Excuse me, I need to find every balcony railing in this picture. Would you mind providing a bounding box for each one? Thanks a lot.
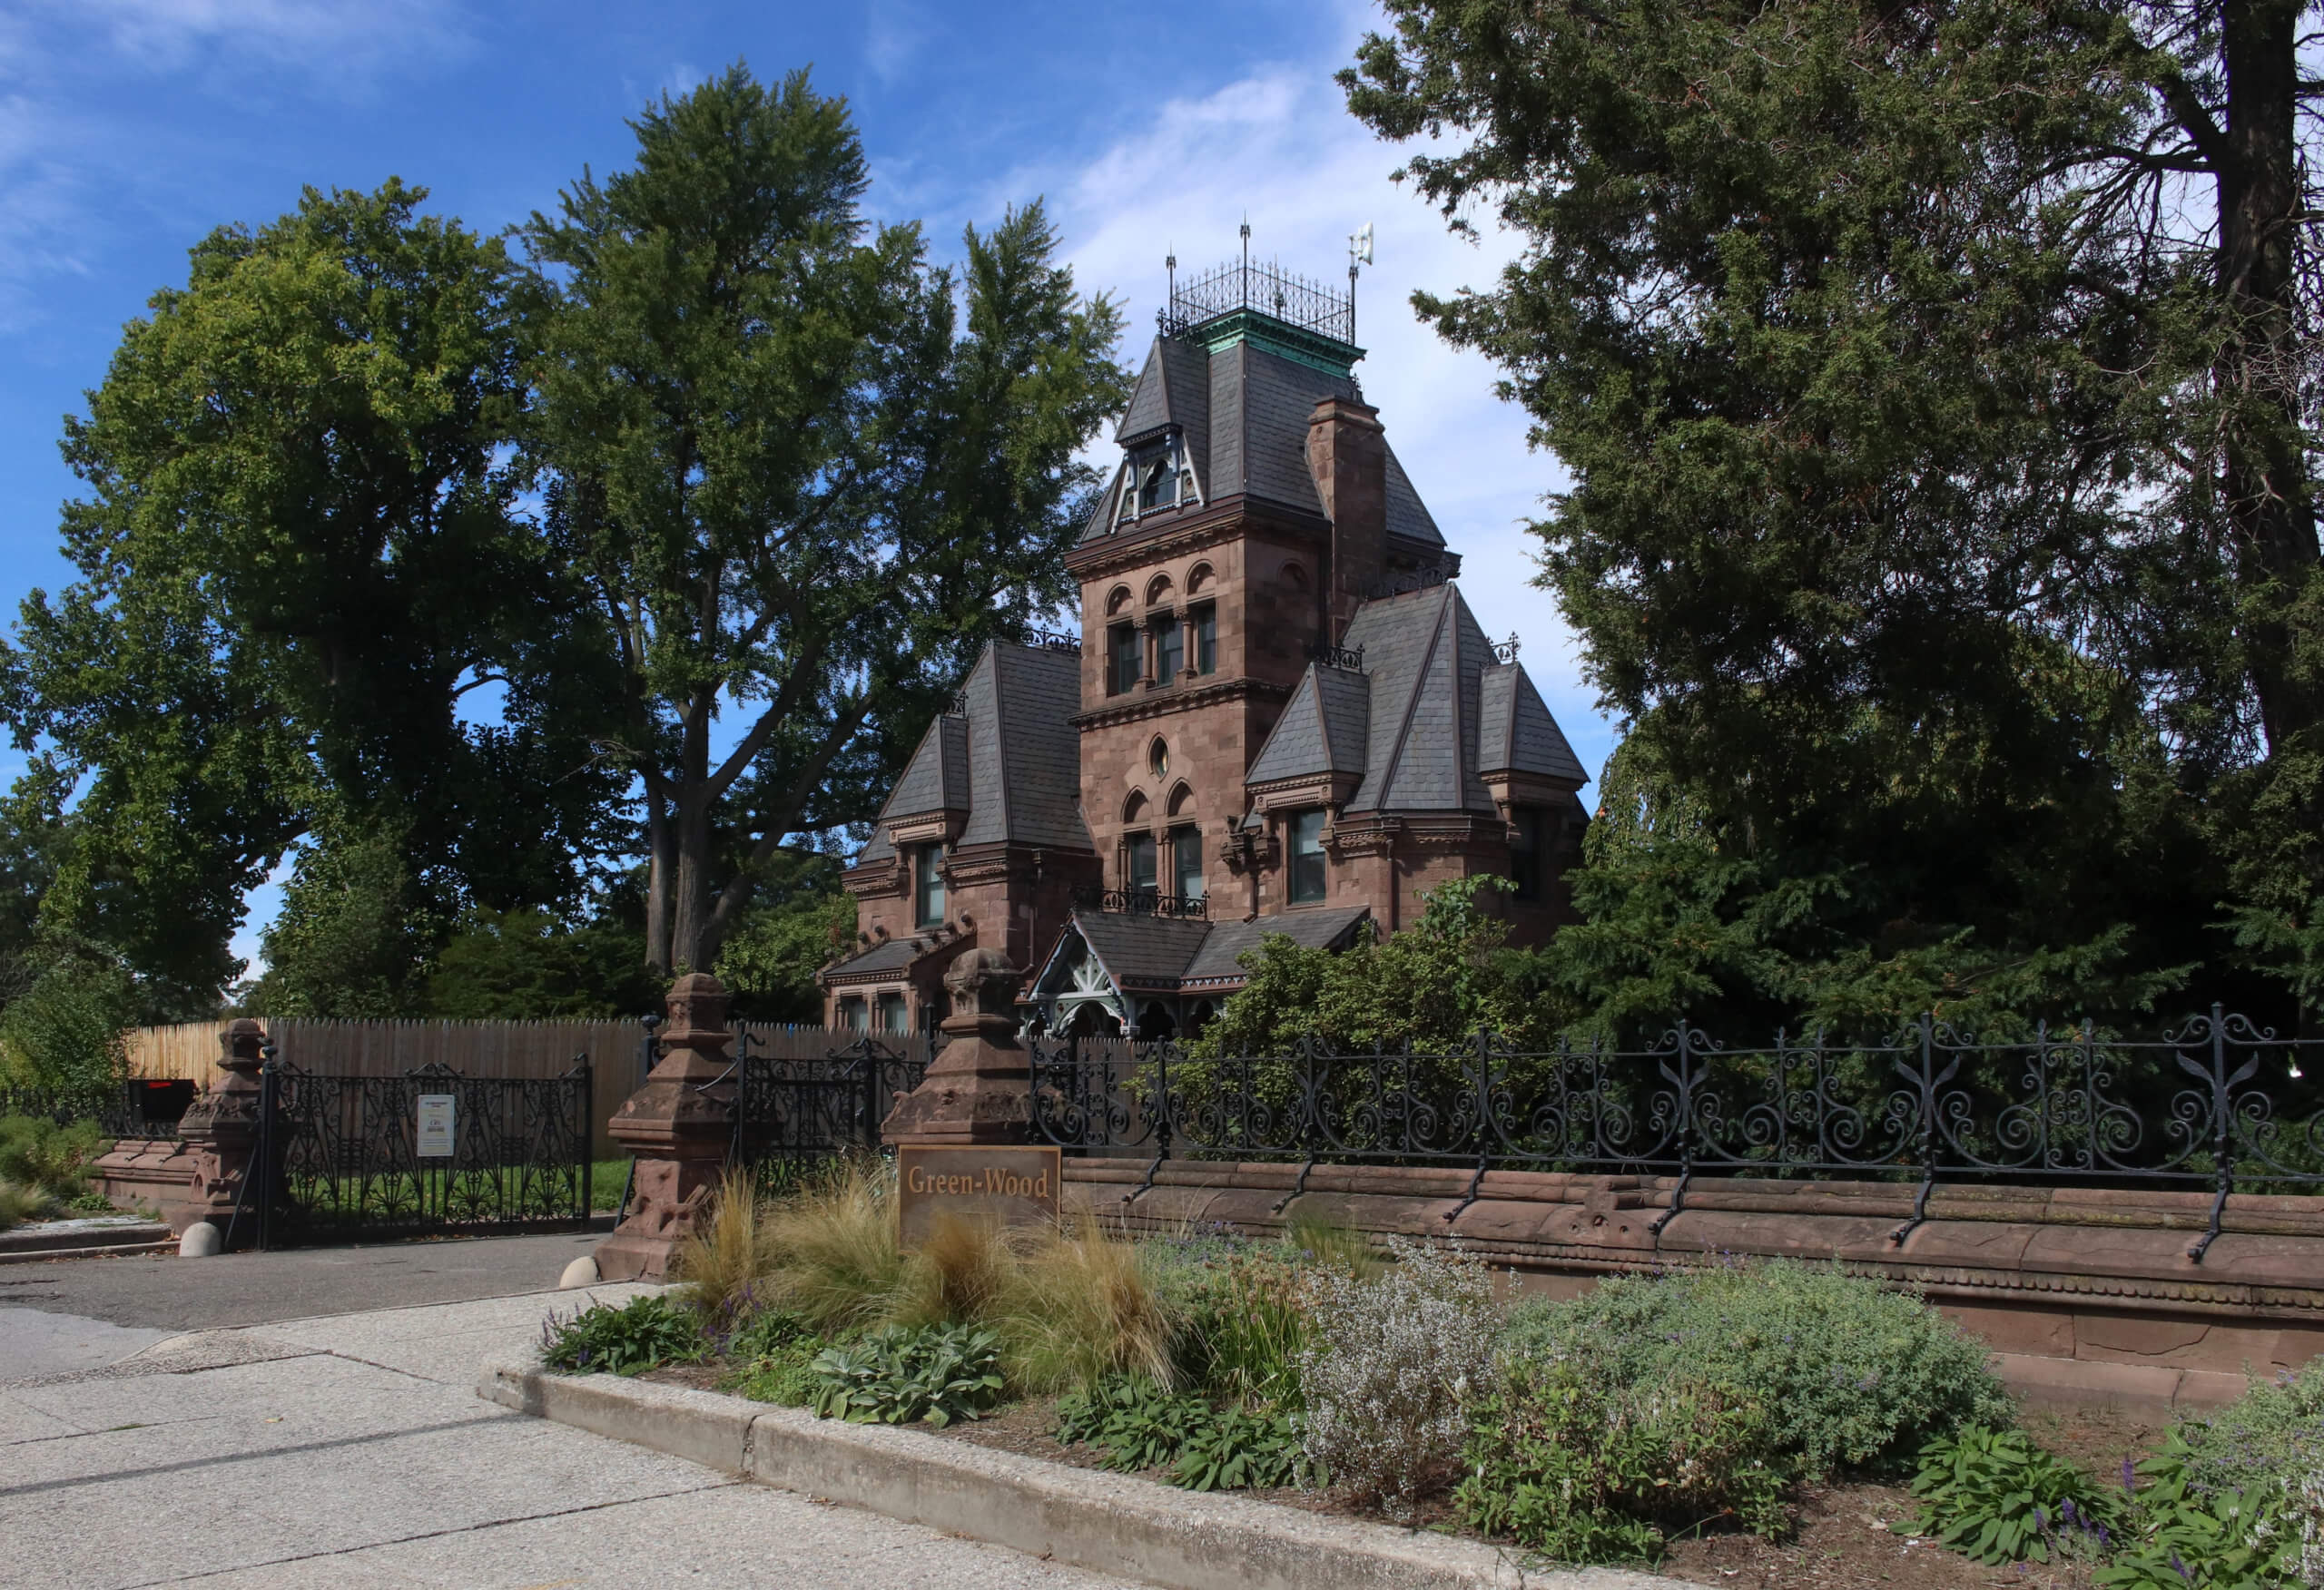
[1073,887,1209,920]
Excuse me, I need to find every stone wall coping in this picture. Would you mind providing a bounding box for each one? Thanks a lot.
[480,1361,1684,1590]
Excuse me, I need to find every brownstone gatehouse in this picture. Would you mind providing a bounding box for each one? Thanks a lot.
[822,256,1590,1039]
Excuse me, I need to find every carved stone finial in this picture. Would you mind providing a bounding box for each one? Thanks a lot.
[943,947,1020,1023]
[883,947,1032,1147]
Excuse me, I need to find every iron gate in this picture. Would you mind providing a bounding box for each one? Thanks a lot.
[243,1057,594,1248]
[728,1036,929,1187]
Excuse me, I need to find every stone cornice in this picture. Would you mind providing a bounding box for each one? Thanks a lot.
[1071,675,1292,731]
[1066,496,1331,582]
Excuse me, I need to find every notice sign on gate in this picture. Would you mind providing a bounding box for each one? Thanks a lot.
[896,1145,1059,1247]
[415,1094,456,1158]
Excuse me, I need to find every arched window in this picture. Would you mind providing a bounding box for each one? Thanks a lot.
[1148,739,1170,780]
[1106,585,1134,616]
[1122,790,1149,825]
[1186,563,1215,596]
[1282,562,1309,592]
[1166,781,1194,818]
[1145,573,1175,606]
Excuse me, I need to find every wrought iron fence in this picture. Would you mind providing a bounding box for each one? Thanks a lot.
[1029,1008,2324,1261]
[727,1036,929,1190]
[250,1057,593,1248]
[0,1076,195,1139]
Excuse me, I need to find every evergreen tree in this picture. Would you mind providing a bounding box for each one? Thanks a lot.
[1345,0,2324,1025]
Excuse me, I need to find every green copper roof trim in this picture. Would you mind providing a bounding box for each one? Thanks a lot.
[1191,309,1365,377]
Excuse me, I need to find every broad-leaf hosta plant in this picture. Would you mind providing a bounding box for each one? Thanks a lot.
[807,1323,1006,1428]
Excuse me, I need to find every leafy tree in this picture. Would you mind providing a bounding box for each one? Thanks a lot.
[1190,878,1557,1055]
[711,850,855,1022]
[1344,0,2324,1022]
[420,906,664,1020]
[3,180,621,1000]
[523,64,1128,974]
[243,827,441,1019]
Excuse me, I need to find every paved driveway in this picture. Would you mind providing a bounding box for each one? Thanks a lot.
[0,1245,1141,1588]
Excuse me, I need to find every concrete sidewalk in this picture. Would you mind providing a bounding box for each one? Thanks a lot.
[0,1285,1140,1589]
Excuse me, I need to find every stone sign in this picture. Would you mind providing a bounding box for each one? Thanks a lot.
[896,1144,1061,1247]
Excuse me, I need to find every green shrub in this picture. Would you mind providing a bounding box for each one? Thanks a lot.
[1502,1259,2011,1477]
[1054,1373,1305,1492]
[1457,1355,1791,1564]
[1167,1246,1314,1404]
[808,1323,1005,1428]
[724,1310,824,1408]
[538,1294,704,1376]
[2095,1426,2304,1590]
[1170,1403,1303,1492]
[1910,1425,2122,1565]
[0,1114,106,1202]
[1058,1374,1208,1470]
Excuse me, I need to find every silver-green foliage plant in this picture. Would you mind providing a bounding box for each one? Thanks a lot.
[808,1323,1005,1428]
[1502,1258,2012,1477]
[1295,1237,1496,1517]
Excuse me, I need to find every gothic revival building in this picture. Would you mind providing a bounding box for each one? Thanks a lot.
[821,255,1590,1039]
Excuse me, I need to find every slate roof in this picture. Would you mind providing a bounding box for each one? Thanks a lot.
[1072,911,1214,990]
[1037,904,1376,1000]
[1083,330,1443,548]
[1479,664,1589,786]
[1182,907,1372,985]
[1338,584,1498,814]
[1245,663,1369,787]
[878,713,970,822]
[854,641,1094,865]
[822,937,930,979]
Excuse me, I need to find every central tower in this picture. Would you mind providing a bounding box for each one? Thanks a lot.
[1063,251,1458,920]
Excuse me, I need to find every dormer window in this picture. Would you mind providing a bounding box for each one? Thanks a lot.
[1122,433,1195,520]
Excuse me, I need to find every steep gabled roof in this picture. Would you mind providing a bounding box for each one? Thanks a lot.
[878,712,970,823]
[1071,910,1213,989]
[1245,663,1369,787]
[958,643,1095,852]
[1340,584,1498,814]
[1479,664,1589,786]
[1209,339,1361,517]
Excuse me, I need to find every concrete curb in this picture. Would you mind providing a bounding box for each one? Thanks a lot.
[480,1362,1690,1590]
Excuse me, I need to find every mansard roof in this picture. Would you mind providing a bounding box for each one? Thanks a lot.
[1083,329,1445,551]
[857,640,1095,863]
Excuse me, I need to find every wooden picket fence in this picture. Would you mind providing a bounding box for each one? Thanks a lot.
[122,1018,926,1163]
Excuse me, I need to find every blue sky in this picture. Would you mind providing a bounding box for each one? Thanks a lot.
[0,0,1615,968]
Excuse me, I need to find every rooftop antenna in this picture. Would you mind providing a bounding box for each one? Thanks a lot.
[1165,244,1176,312]
[1349,222,1374,341]
[1239,213,1251,304]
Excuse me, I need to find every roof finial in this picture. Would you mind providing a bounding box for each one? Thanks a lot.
[1348,222,1373,343]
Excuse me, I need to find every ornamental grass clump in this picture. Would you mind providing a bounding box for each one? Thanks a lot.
[995,1212,1179,1394]
[675,1168,783,1326]
[1502,1258,2011,1478]
[757,1153,904,1336]
[1295,1236,1497,1517]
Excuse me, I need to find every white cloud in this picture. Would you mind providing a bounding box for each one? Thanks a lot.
[863,0,931,88]
[1025,53,1621,789]
[43,0,473,79]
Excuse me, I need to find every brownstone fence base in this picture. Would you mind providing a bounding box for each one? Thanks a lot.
[1064,1159,2324,1413]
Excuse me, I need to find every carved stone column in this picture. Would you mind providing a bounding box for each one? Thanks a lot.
[170,1018,269,1240]
[882,948,1033,1146]
[594,973,735,1282]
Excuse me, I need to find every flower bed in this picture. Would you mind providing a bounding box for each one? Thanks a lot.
[537,1161,2324,1587]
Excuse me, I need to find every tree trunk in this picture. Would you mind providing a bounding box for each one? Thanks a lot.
[2217,0,2323,753]
[643,772,675,975]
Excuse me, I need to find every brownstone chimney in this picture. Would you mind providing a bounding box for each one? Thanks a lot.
[1306,395,1388,640]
